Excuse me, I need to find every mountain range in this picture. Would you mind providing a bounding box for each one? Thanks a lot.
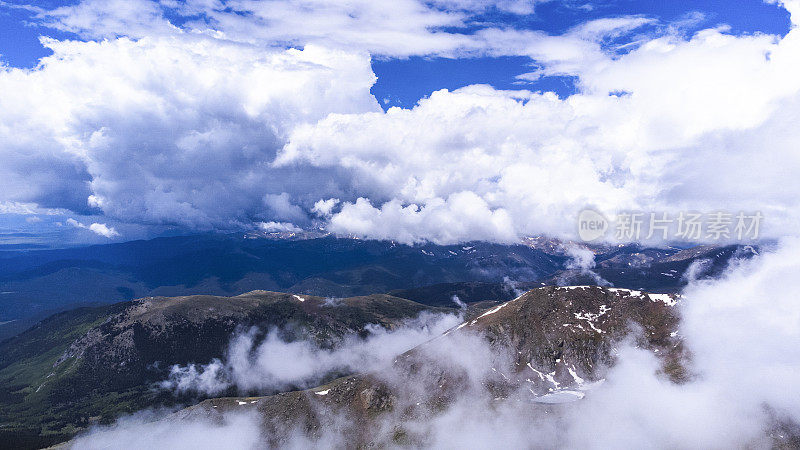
[0,234,767,448]
[0,233,757,340]
[0,285,685,448]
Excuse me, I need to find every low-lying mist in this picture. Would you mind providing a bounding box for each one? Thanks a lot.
[162,311,462,395]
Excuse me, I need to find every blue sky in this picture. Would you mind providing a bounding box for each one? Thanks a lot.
[371,0,791,107]
[0,0,798,247]
[1,0,792,108]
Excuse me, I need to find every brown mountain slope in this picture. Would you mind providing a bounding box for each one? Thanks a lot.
[169,286,685,446]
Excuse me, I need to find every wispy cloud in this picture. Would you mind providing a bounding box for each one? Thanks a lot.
[67,218,120,238]
[162,311,461,394]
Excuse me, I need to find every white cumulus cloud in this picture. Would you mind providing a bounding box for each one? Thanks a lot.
[0,36,379,230]
[88,222,120,238]
[2,0,800,244]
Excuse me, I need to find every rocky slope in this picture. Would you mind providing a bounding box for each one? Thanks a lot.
[0,291,443,446]
[452,285,686,387]
[171,286,685,446]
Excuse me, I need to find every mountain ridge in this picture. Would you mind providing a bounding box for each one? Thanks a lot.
[0,290,448,447]
[164,285,686,448]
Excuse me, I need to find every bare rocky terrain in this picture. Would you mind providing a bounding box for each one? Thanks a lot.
[168,286,686,447]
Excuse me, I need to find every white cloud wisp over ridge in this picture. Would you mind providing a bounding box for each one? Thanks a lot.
[161,311,461,395]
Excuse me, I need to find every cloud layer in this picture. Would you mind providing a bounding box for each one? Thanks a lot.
[2,0,800,244]
[1,37,378,230]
